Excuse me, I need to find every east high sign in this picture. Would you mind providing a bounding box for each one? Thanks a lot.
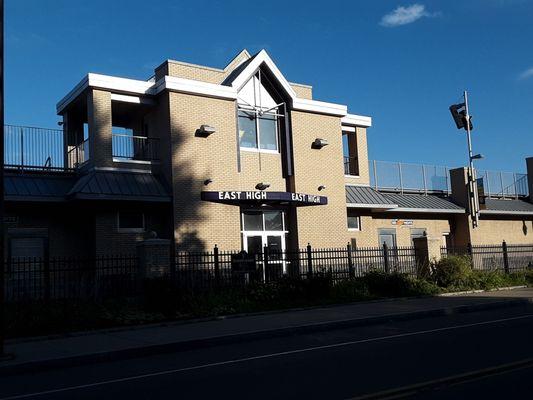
[201,191,327,206]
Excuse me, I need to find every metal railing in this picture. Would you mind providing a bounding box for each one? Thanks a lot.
[344,156,359,176]
[4,125,67,171]
[112,134,159,162]
[67,138,89,168]
[369,160,451,194]
[369,160,529,198]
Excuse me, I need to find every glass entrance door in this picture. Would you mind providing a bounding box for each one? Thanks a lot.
[241,210,287,274]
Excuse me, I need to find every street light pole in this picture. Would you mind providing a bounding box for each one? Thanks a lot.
[463,90,479,228]
[0,0,6,358]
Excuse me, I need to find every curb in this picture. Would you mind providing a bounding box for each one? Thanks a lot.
[1,297,530,376]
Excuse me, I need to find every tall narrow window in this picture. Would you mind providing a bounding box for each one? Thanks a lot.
[342,130,359,176]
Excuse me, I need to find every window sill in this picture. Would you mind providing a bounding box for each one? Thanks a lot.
[348,228,361,232]
[240,147,280,155]
[113,158,155,165]
[344,174,361,178]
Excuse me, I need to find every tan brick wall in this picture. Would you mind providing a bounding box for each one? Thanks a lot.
[346,211,451,247]
[469,217,533,245]
[168,92,291,251]
[290,84,312,99]
[291,111,347,247]
[87,89,113,168]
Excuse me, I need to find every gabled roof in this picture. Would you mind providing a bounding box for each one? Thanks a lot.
[481,198,533,215]
[68,171,171,202]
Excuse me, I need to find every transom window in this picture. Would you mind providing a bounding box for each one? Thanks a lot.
[347,214,361,231]
[118,211,145,232]
[241,210,285,232]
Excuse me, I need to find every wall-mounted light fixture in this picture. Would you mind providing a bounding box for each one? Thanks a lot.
[312,138,329,149]
[255,182,271,191]
[203,179,213,186]
[318,185,326,191]
[57,121,64,126]
[196,124,216,137]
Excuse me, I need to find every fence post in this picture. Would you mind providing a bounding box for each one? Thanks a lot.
[347,243,355,279]
[383,242,390,274]
[214,245,220,287]
[263,245,270,282]
[306,243,313,278]
[43,238,50,302]
[502,241,510,274]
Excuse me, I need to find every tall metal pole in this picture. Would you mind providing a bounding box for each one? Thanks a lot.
[464,90,479,228]
[0,0,5,357]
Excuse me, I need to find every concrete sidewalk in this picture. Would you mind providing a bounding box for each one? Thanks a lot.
[1,287,532,374]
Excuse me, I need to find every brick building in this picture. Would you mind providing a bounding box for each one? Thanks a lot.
[4,49,533,259]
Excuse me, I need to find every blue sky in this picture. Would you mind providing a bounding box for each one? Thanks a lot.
[5,0,533,172]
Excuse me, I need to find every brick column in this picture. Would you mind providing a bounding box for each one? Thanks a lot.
[526,157,533,203]
[137,238,171,278]
[413,236,442,277]
[87,89,113,168]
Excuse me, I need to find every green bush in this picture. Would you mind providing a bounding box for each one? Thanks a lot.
[433,256,473,287]
[361,270,440,298]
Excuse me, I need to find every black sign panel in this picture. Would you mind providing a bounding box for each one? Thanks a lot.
[201,191,328,207]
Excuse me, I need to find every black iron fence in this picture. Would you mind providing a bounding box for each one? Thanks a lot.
[4,255,139,302]
[174,243,419,291]
[441,242,533,273]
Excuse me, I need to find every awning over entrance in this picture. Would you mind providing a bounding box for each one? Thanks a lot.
[201,191,327,207]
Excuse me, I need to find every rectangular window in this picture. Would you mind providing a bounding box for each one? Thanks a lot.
[347,215,361,230]
[118,211,145,232]
[242,210,284,232]
[378,228,397,247]
[238,109,278,152]
[258,114,278,150]
[342,130,359,176]
[242,211,263,231]
[238,110,258,149]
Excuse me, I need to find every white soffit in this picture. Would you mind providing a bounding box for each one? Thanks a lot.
[160,76,237,100]
[111,93,155,105]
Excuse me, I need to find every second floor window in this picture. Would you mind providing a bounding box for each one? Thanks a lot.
[342,130,359,176]
[238,110,278,152]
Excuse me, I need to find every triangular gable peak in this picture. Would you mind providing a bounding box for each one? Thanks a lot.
[228,50,298,103]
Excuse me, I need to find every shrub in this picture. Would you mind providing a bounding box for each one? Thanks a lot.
[433,256,472,288]
[361,270,440,298]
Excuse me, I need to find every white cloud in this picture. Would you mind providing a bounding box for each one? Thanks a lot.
[380,4,436,27]
[518,67,533,80]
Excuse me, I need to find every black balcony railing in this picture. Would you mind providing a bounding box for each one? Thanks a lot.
[4,125,68,171]
[344,156,359,176]
[112,134,159,162]
[67,138,89,168]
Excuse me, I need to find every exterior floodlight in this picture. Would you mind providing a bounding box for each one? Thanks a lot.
[203,179,213,186]
[318,185,326,191]
[255,182,271,191]
[196,124,216,137]
[57,121,64,126]
[312,138,329,149]
[471,154,484,160]
[449,103,473,131]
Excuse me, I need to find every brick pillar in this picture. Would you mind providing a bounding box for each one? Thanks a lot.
[449,167,473,247]
[413,236,442,277]
[526,157,533,204]
[137,238,171,278]
[87,89,113,168]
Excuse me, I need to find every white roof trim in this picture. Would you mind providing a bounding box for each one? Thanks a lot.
[57,73,155,113]
[347,203,398,209]
[341,113,372,128]
[158,76,237,100]
[385,207,465,214]
[292,97,347,116]
[230,50,298,98]
[480,210,533,216]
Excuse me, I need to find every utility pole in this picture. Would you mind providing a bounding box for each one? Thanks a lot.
[0,0,6,358]
[449,91,482,229]
[463,90,480,228]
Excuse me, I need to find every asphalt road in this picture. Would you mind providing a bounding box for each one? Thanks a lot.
[1,304,533,400]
